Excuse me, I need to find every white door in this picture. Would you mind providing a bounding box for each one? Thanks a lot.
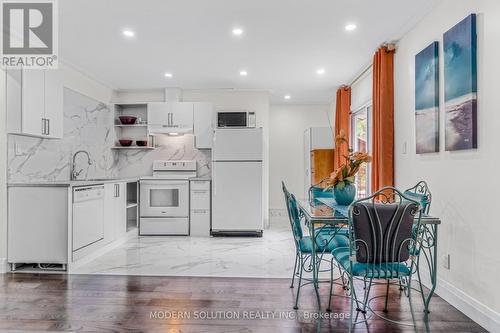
[212,162,263,231]
[193,102,214,149]
[213,128,263,161]
[22,69,45,136]
[171,102,194,128]
[44,69,63,138]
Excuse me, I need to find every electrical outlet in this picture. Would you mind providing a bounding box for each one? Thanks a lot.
[442,254,451,270]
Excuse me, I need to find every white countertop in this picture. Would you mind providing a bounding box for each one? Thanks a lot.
[7,177,140,187]
[7,176,211,187]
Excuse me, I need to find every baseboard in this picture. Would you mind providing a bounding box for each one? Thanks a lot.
[269,208,287,218]
[0,258,8,273]
[420,273,500,332]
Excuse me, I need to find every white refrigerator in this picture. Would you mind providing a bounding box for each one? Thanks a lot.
[212,128,263,236]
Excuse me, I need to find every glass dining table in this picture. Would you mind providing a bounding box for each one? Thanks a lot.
[297,197,441,316]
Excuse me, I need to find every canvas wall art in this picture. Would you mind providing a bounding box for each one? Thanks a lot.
[444,14,477,151]
[415,41,439,153]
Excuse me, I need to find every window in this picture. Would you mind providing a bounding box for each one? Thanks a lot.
[350,104,372,197]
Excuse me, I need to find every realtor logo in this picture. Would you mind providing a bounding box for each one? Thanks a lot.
[1,0,58,68]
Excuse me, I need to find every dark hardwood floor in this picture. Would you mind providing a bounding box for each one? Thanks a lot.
[0,273,486,332]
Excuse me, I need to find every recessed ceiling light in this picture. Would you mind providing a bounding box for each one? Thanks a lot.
[164,72,173,78]
[284,95,291,100]
[316,68,326,75]
[239,70,248,76]
[122,29,135,37]
[345,24,357,31]
[232,27,244,36]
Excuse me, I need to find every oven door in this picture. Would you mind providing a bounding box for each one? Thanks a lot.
[140,180,189,217]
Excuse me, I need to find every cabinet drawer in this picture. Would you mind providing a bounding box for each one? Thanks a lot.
[190,180,210,190]
[190,209,210,237]
[140,218,189,235]
[190,189,210,209]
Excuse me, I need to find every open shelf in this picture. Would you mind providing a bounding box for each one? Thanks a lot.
[115,124,148,127]
[126,202,138,209]
[112,146,154,150]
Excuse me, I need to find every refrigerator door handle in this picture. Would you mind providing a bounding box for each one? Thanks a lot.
[212,162,216,196]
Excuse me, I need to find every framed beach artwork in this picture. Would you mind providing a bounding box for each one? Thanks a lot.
[415,41,439,153]
[444,14,477,151]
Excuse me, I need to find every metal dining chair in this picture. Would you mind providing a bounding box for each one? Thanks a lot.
[404,181,433,304]
[281,181,349,310]
[328,187,423,331]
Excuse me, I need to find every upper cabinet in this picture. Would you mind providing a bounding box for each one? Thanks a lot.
[193,102,214,149]
[147,102,194,135]
[6,68,63,139]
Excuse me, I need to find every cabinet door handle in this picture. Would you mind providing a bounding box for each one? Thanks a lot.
[41,119,45,135]
[46,119,50,135]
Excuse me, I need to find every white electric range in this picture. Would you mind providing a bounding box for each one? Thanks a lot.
[139,160,197,235]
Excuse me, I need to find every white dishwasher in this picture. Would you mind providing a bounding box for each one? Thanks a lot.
[72,185,105,251]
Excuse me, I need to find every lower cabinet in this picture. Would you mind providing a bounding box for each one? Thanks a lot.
[104,182,127,244]
[190,180,211,236]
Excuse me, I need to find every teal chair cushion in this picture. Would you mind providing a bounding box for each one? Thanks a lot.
[318,226,349,237]
[299,235,349,253]
[332,247,411,278]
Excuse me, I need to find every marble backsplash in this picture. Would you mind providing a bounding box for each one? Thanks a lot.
[7,88,211,182]
[116,135,211,178]
[8,88,117,182]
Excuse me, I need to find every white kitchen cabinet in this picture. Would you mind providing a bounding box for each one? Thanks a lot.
[21,70,45,136]
[193,102,214,149]
[147,102,171,125]
[8,186,68,265]
[171,102,194,128]
[44,69,64,138]
[6,68,63,139]
[104,182,127,243]
[147,102,193,134]
[190,180,211,237]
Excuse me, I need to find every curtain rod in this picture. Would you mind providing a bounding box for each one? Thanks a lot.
[348,63,372,87]
[347,43,395,87]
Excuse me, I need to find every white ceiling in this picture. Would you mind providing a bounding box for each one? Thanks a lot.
[59,0,437,104]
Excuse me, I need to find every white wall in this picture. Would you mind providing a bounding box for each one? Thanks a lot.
[60,62,114,103]
[269,104,334,211]
[394,1,500,330]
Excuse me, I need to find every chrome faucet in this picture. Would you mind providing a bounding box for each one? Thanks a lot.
[71,150,93,180]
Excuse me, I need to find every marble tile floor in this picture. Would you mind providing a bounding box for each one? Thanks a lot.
[73,218,309,278]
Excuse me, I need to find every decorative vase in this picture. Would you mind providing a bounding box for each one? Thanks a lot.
[334,182,356,206]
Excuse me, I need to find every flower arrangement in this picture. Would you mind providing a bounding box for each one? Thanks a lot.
[324,130,372,190]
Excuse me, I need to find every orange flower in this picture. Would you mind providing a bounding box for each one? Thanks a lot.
[351,152,372,163]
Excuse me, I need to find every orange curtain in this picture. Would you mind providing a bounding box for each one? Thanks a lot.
[371,46,395,192]
[333,86,351,171]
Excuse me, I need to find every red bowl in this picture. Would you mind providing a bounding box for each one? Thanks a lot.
[119,139,133,147]
[118,116,137,125]
[136,140,148,147]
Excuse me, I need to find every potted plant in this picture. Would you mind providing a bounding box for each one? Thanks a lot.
[324,130,371,205]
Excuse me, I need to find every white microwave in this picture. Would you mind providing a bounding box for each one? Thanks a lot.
[217,111,256,128]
